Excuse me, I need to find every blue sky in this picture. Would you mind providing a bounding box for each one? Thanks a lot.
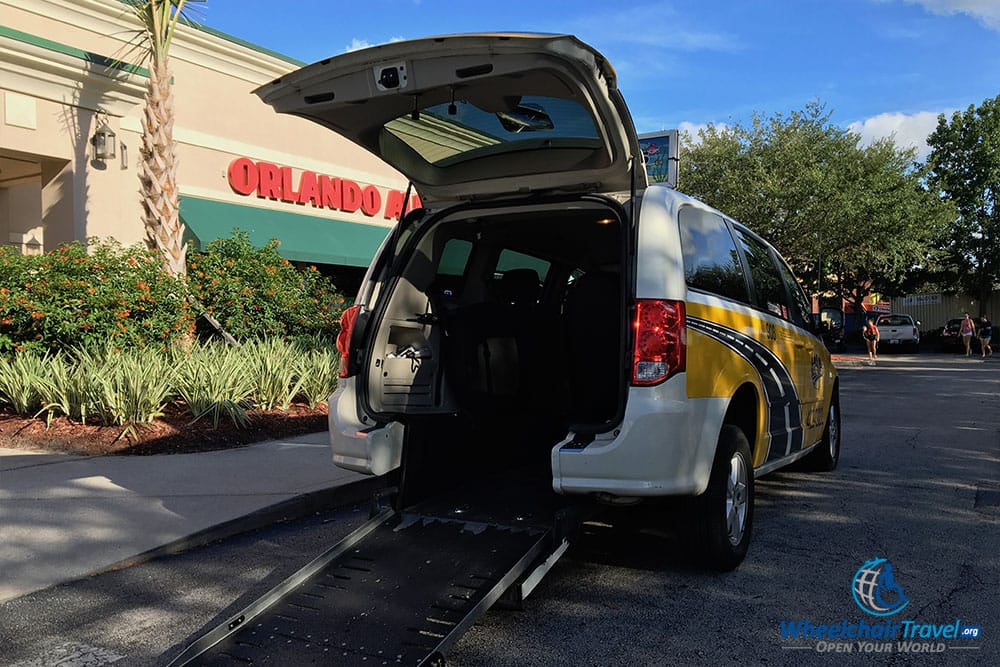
[196,0,1000,159]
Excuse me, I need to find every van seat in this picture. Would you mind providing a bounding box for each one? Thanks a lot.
[444,269,552,416]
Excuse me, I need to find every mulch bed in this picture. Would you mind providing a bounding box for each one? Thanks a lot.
[0,402,328,456]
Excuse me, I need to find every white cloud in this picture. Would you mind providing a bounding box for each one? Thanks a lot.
[677,121,731,144]
[344,38,372,52]
[894,0,1000,31]
[848,110,948,160]
[569,4,740,52]
[343,36,406,53]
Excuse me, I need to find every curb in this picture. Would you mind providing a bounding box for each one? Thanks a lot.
[86,474,389,579]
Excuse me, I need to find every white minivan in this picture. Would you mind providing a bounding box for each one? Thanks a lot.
[257,33,840,570]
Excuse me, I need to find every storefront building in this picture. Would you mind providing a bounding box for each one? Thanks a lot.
[1,0,409,287]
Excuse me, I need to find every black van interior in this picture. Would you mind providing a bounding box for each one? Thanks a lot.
[362,201,629,506]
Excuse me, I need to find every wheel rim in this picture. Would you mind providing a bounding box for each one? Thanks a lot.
[726,453,749,546]
[828,403,839,459]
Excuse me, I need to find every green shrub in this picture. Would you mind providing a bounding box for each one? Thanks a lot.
[246,337,304,411]
[1,336,336,433]
[0,241,193,355]
[34,352,98,424]
[90,348,175,437]
[296,346,339,409]
[174,343,254,428]
[0,351,48,414]
[187,230,348,341]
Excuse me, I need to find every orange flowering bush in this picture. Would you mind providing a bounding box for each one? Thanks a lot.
[187,230,348,340]
[0,241,192,355]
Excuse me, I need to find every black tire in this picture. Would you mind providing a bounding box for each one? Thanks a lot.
[688,425,754,571]
[801,386,841,472]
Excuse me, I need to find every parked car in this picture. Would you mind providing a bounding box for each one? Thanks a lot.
[876,313,921,352]
[938,318,965,352]
[817,307,846,352]
[258,33,841,571]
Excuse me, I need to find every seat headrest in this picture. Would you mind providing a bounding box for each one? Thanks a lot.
[497,268,540,306]
[567,271,618,307]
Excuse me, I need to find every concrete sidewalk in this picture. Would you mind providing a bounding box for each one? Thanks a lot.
[0,431,373,603]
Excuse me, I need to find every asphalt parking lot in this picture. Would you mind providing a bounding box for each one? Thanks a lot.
[1,353,996,666]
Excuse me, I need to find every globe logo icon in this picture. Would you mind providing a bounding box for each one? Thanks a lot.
[852,557,909,616]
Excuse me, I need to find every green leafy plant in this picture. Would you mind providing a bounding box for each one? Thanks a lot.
[246,337,303,411]
[187,230,348,341]
[0,241,193,356]
[296,345,339,409]
[34,353,99,425]
[0,351,48,414]
[0,334,336,437]
[91,348,175,439]
[174,343,254,428]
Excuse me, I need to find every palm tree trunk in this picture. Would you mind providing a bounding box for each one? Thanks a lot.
[140,55,187,277]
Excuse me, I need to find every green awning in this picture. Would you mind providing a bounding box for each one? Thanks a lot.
[180,196,389,267]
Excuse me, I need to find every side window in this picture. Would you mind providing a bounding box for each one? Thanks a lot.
[678,206,750,303]
[775,256,812,328]
[433,238,473,297]
[733,228,788,320]
[495,249,550,281]
[437,239,473,276]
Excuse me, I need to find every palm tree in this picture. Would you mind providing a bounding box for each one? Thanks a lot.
[124,0,203,277]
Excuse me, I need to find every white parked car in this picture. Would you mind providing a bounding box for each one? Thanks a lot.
[876,313,921,352]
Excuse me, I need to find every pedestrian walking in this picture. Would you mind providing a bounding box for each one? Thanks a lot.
[960,312,976,357]
[979,314,992,358]
[863,317,879,364]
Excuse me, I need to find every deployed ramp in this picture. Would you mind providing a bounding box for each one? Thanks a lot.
[169,479,578,666]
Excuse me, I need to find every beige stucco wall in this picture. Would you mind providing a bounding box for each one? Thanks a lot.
[1,0,405,257]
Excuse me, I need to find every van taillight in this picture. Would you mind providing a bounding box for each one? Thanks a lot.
[632,299,686,386]
[336,305,360,378]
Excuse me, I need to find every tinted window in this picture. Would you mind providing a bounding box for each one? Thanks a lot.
[432,238,473,297]
[437,239,473,276]
[384,96,599,167]
[734,228,788,319]
[496,249,550,281]
[775,257,812,327]
[678,206,749,302]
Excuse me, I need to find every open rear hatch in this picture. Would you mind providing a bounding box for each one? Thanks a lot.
[255,33,646,204]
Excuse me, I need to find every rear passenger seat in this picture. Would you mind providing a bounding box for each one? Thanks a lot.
[443,269,549,416]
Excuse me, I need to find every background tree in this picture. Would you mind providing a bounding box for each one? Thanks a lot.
[823,141,951,321]
[678,101,951,323]
[123,0,204,277]
[925,94,1000,312]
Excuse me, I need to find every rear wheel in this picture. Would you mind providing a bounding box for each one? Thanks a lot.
[688,425,754,571]
[801,386,840,471]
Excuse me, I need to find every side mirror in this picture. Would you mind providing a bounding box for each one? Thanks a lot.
[811,314,831,334]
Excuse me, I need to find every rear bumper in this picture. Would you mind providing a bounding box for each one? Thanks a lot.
[879,335,920,345]
[328,380,403,476]
[551,376,724,497]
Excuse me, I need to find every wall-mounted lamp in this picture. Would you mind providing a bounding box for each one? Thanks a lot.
[120,143,128,170]
[91,121,116,161]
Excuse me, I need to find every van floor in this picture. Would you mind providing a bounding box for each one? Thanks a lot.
[405,468,582,530]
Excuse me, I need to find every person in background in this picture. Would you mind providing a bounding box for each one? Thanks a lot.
[960,312,976,357]
[863,317,880,364]
[979,314,992,358]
